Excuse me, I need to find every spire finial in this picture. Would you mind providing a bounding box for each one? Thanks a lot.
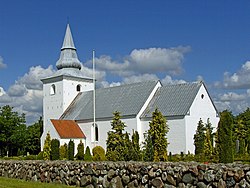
[56,24,82,70]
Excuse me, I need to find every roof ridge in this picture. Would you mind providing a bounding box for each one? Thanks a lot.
[163,81,202,87]
[96,80,158,91]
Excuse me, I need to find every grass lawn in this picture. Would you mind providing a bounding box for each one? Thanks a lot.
[0,177,73,188]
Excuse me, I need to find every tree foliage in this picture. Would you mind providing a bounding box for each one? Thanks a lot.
[43,132,51,160]
[26,117,43,155]
[59,143,68,160]
[130,131,141,161]
[106,111,127,161]
[217,110,234,163]
[84,146,92,161]
[193,119,206,155]
[92,146,106,161]
[144,108,169,162]
[76,140,84,160]
[68,140,74,160]
[0,105,26,156]
[51,139,60,160]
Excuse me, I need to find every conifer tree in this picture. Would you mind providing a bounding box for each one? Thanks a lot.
[217,110,234,163]
[84,146,92,161]
[43,132,51,160]
[59,143,68,160]
[51,139,60,160]
[123,132,132,161]
[146,108,169,162]
[76,140,84,160]
[143,132,154,161]
[131,131,141,161]
[193,119,206,155]
[68,140,74,160]
[204,128,213,158]
[106,111,127,161]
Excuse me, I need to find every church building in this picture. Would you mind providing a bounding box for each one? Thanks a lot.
[41,24,220,154]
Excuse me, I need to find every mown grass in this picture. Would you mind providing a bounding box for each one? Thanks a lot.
[0,177,73,188]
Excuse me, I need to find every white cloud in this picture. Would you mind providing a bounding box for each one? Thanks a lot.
[123,74,158,84]
[218,92,246,102]
[0,87,5,96]
[128,46,190,75]
[8,84,27,97]
[18,65,55,90]
[161,75,186,85]
[0,56,7,69]
[216,61,250,89]
[88,46,191,77]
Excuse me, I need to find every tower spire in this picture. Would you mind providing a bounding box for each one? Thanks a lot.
[56,24,81,70]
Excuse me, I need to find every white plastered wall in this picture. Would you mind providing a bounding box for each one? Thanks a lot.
[185,84,219,154]
[78,117,137,152]
[140,117,186,154]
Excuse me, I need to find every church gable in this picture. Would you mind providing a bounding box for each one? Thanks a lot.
[51,119,86,139]
[141,82,203,118]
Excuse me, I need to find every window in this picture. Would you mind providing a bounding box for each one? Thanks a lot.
[76,84,81,92]
[201,94,204,99]
[50,84,56,95]
[95,124,99,141]
[92,123,98,142]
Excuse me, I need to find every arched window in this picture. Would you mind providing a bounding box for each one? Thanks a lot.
[76,84,81,92]
[95,124,99,141]
[50,84,56,95]
[92,123,98,142]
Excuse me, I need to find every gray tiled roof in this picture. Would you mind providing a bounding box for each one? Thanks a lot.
[61,81,158,120]
[141,82,202,118]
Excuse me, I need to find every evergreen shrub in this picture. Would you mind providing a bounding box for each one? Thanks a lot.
[68,140,75,160]
[92,146,106,161]
[37,151,44,160]
[59,143,67,160]
[51,139,60,160]
[76,140,84,160]
[84,146,92,161]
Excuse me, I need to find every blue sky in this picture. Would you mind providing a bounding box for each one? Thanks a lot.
[1,1,250,123]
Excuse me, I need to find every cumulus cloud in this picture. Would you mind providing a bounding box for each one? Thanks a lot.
[0,65,55,124]
[161,75,186,85]
[88,46,191,77]
[18,65,55,90]
[0,87,5,96]
[215,61,250,89]
[128,46,190,75]
[0,56,7,69]
[218,92,246,102]
[8,84,27,97]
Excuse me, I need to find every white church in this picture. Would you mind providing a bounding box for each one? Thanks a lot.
[41,24,220,154]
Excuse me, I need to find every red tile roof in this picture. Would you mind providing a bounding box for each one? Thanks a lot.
[51,119,86,139]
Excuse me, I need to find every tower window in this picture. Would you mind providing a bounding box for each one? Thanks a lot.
[76,84,81,92]
[50,84,56,95]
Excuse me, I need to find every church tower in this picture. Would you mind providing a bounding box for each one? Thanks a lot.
[41,24,94,148]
